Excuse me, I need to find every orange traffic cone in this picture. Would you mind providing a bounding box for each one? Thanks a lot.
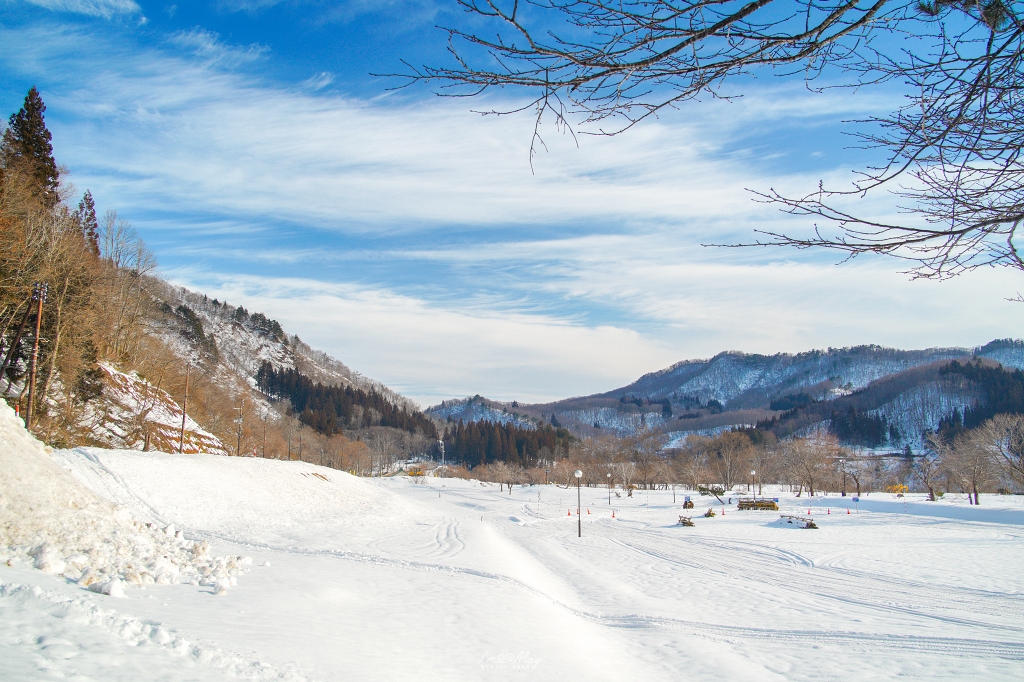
[828,508,831,514]
[847,509,850,515]
[587,508,591,514]
[612,510,616,518]
[567,509,571,516]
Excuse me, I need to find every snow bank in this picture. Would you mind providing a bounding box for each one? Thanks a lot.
[0,402,248,594]
[55,446,436,550]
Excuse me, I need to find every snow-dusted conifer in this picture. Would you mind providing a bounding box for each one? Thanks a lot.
[1,87,59,207]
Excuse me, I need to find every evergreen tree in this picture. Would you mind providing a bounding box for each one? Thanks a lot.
[75,190,100,255]
[1,87,59,207]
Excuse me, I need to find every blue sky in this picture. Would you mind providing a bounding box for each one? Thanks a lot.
[3,1,1022,407]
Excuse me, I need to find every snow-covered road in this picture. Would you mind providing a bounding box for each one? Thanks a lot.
[4,446,1024,681]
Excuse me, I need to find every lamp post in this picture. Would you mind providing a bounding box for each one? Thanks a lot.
[750,469,756,497]
[839,458,847,496]
[575,469,583,537]
[607,472,612,504]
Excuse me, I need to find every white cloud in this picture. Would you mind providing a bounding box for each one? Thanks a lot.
[164,272,678,407]
[303,71,334,91]
[167,29,269,67]
[216,0,284,13]
[0,25,893,237]
[5,23,1021,404]
[23,0,140,17]
[165,260,1024,408]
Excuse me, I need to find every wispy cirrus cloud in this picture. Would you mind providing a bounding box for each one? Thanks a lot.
[161,270,678,407]
[167,28,269,67]
[3,19,1020,405]
[22,0,140,17]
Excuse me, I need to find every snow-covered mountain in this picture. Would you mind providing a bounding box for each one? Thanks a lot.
[426,395,536,429]
[433,340,1024,450]
[610,344,981,407]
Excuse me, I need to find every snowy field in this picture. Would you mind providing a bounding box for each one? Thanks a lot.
[3,438,1024,680]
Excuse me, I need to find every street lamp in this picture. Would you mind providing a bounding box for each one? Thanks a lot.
[839,458,847,497]
[575,469,583,537]
[607,472,612,505]
[750,469,756,497]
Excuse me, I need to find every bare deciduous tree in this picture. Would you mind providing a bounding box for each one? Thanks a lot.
[406,1,1024,281]
[942,430,997,504]
[712,431,753,491]
[782,435,838,496]
[978,414,1024,489]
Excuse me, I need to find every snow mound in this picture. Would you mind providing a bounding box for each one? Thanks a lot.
[0,402,248,593]
[55,446,436,550]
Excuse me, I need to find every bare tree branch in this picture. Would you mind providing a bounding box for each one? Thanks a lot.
[399,0,1024,280]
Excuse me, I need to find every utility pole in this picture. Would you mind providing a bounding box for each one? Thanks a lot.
[438,439,445,478]
[178,364,190,453]
[25,283,47,431]
[262,409,267,458]
[234,399,244,457]
[0,297,34,388]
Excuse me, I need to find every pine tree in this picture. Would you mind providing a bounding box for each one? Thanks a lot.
[74,190,100,255]
[1,87,60,207]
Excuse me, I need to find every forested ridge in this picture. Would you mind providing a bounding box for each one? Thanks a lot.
[441,419,574,468]
[939,360,1024,434]
[256,362,437,438]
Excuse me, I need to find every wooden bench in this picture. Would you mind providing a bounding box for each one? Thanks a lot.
[780,514,817,529]
[737,498,779,510]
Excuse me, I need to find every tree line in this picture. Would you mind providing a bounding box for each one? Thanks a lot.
[255,361,438,438]
[441,419,575,469]
[442,415,1023,506]
[938,360,1024,433]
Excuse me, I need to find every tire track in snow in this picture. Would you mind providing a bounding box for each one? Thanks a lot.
[610,531,1024,632]
[59,448,170,526]
[194,532,1024,661]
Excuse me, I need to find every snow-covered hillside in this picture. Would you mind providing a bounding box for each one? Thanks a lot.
[426,395,536,428]
[151,281,418,412]
[618,344,974,405]
[869,380,985,449]
[85,363,225,454]
[558,407,668,436]
[976,339,1024,371]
